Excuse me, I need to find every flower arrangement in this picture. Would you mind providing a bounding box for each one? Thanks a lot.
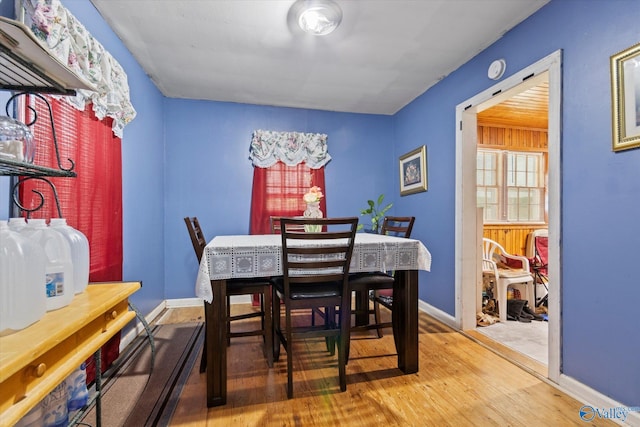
[302,186,324,232]
[303,186,324,204]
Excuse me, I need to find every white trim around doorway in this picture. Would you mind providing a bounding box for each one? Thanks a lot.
[454,50,562,383]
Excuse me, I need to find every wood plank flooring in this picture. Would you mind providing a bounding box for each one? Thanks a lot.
[167,305,614,426]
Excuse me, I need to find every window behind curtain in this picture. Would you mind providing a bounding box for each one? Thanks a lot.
[19,95,123,281]
[250,161,326,234]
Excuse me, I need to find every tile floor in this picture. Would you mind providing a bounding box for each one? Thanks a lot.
[476,318,548,365]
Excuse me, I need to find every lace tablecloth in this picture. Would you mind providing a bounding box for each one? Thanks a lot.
[196,233,432,303]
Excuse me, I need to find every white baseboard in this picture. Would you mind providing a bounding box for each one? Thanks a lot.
[557,375,640,426]
[229,295,252,304]
[164,296,251,307]
[165,297,202,308]
[419,299,458,329]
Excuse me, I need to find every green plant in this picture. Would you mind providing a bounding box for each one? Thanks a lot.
[358,194,392,233]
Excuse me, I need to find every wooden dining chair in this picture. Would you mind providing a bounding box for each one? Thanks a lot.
[271,215,328,327]
[272,217,358,398]
[349,216,416,339]
[183,217,273,371]
[270,216,306,234]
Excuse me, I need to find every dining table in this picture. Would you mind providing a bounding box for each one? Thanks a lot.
[195,232,432,407]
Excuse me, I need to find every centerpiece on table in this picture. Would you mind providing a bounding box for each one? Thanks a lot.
[302,186,324,232]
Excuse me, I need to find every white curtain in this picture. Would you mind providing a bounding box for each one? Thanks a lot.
[20,0,136,138]
[249,129,331,169]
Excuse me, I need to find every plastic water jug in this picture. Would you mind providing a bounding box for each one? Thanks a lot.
[20,219,74,311]
[65,362,89,413]
[41,381,68,427]
[0,220,46,334]
[14,401,44,427]
[8,217,27,232]
[49,218,90,294]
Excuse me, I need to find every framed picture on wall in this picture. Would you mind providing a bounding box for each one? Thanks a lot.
[399,145,427,196]
[611,42,640,152]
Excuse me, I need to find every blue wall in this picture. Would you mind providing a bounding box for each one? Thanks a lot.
[59,1,167,316]
[162,99,393,299]
[2,0,638,409]
[392,0,640,407]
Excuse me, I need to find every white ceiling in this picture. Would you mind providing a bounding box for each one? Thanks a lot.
[90,0,549,115]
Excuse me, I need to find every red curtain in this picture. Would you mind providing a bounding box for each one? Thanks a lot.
[20,96,123,281]
[249,161,326,235]
[19,95,123,382]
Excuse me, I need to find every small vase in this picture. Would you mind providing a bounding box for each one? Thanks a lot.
[303,201,323,232]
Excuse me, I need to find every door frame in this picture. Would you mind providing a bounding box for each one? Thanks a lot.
[454,50,562,382]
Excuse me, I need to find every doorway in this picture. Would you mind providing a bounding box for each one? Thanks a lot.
[455,50,562,382]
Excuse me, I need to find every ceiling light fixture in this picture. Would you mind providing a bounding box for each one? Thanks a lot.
[293,0,343,36]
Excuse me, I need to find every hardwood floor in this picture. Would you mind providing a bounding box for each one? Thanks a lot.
[167,305,613,426]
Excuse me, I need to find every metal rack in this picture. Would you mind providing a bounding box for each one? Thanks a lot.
[2,90,77,217]
[0,156,76,177]
[0,15,92,216]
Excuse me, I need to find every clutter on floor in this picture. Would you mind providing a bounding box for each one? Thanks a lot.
[478,274,548,327]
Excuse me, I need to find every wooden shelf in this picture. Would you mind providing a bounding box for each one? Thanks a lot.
[0,282,141,426]
[0,16,95,95]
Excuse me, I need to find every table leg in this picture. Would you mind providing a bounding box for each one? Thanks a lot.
[206,279,227,407]
[354,289,369,326]
[392,270,418,374]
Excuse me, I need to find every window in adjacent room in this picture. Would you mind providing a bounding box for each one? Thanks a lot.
[477,148,545,223]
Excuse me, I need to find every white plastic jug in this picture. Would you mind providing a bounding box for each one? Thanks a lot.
[41,381,68,427]
[49,218,90,294]
[0,220,46,334]
[8,217,27,231]
[65,362,89,413]
[14,401,44,427]
[20,219,74,311]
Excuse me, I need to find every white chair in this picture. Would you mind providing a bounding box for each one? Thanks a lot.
[482,238,534,322]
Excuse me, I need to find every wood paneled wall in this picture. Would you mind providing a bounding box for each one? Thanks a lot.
[483,225,541,256]
[479,124,548,254]
[477,124,548,151]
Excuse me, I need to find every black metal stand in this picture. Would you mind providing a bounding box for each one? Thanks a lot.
[1,92,76,218]
[531,263,548,307]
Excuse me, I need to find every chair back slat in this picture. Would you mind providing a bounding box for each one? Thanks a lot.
[280,217,358,289]
[270,216,306,234]
[381,216,415,238]
[184,216,206,262]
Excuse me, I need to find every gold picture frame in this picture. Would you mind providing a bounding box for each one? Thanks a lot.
[399,145,427,196]
[611,42,640,152]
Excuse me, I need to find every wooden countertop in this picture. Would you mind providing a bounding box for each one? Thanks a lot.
[0,281,140,426]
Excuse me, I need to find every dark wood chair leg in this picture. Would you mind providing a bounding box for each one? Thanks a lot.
[286,307,294,399]
[263,287,273,368]
[373,291,384,338]
[272,287,281,362]
[200,301,207,373]
[226,295,231,347]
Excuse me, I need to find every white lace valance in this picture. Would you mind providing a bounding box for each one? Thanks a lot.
[249,130,331,169]
[21,0,136,138]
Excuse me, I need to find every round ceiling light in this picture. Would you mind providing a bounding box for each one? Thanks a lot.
[294,0,343,36]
